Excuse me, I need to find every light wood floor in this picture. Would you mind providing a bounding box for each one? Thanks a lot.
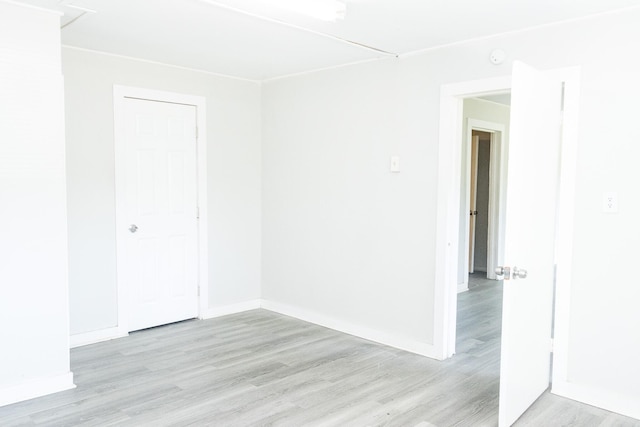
[1,274,638,426]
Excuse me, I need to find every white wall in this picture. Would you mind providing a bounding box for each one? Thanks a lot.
[262,60,438,350]
[62,48,262,335]
[0,1,74,406]
[458,98,510,285]
[262,7,640,417]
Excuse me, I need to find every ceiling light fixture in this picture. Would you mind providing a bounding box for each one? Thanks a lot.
[197,0,397,57]
[265,0,347,22]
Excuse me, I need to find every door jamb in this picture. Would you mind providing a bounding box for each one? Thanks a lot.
[113,85,209,335]
[468,134,478,277]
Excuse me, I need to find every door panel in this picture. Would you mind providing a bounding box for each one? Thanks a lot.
[123,98,198,332]
[168,234,187,297]
[168,152,186,214]
[498,62,563,426]
[138,237,160,303]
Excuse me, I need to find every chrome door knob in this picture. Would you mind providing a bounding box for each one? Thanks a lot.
[129,224,138,233]
[513,266,528,279]
[495,266,511,280]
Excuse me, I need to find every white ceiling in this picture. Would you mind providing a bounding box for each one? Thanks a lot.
[477,93,512,106]
[18,0,640,81]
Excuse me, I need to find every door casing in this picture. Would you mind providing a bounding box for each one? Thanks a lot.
[468,133,479,276]
[113,86,209,335]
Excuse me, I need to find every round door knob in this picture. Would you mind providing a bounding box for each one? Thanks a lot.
[129,224,138,233]
[495,266,511,280]
[513,266,527,279]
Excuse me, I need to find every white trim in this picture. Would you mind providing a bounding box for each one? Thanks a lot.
[70,327,128,348]
[194,96,210,319]
[552,381,640,421]
[113,85,208,334]
[70,299,262,349]
[199,300,262,319]
[400,5,640,60]
[263,57,387,83]
[0,0,63,15]
[0,373,75,408]
[262,300,440,359]
[457,283,469,293]
[63,45,260,84]
[487,127,504,281]
[466,133,477,277]
[69,299,441,360]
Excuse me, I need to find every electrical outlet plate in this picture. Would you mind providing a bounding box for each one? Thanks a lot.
[602,192,618,213]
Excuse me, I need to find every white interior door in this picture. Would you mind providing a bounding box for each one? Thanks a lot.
[122,98,199,332]
[498,62,564,426]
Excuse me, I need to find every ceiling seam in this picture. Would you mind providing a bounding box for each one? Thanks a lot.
[261,56,392,83]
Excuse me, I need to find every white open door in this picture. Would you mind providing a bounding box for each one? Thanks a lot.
[121,98,199,332]
[498,62,563,426]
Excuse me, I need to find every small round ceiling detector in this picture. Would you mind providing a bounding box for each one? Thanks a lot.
[490,49,506,65]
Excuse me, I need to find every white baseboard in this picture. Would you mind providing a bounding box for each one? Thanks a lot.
[70,299,440,361]
[70,300,263,348]
[199,299,262,319]
[70,327,128,348]
[261,299,440,359]
[457,283,469,293]
[552,381,640,421]
[0,372,75,407]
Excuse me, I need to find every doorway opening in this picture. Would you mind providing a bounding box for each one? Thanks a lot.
[454,96,510,420]
[458,102,509,293]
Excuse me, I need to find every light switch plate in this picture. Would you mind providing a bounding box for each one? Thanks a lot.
[390,156,400,173]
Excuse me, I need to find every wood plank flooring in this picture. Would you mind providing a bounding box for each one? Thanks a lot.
[1,275,638,426]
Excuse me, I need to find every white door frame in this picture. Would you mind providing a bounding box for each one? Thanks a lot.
[113,85,209,335]
[462,119,505,287]
[433,68,580,368]
[467,133,479,277]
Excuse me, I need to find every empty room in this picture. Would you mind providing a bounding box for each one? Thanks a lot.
[1,0,639,425]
